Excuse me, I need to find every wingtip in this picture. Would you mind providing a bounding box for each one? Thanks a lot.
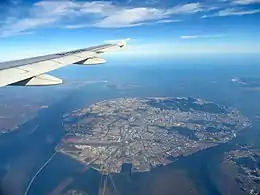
[118,38,130,48]
[104,38,130,48]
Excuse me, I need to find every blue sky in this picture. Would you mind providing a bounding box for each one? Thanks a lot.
[0,0,259,61]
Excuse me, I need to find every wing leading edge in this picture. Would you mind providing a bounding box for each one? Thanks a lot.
[0,41,127,87]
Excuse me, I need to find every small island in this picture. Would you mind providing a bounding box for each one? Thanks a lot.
[224,147,260,194]
[231,77,260,90]
[56,97,251,173]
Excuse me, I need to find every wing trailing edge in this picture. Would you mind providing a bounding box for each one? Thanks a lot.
[74,57,106,65]
[10,74,63,86]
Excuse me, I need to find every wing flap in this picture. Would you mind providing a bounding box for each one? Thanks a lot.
[0,68,33,87]
[11,74,63,86]
[75,57,106,65]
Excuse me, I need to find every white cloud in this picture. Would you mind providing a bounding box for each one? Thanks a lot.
[0,1,213,37]
[217,8,260,16]
[0,17,57,37]
[32,1,79,17]
[64,10,181,29]
[202,8,260,17]
[167,3,205,14]
[95,7,165,28]
[231,0,260,4]
[181,35,199,39]
[0,0,77,37]
[80,1,117,16]
[92,3,206,28]
[63,24,89,29]
[155,19,181,23]
[181,34,226,39]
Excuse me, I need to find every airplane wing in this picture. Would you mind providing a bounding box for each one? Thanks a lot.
[0,41,127,87]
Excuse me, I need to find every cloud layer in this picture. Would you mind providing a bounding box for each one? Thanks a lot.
[0,0,259,37]
[231,0,260,5]
[202,7,260,17]
[0,1,213,37]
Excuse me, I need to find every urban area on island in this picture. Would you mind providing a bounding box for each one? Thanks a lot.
[56,97,251,174]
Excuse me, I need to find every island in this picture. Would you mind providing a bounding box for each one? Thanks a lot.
[224,147,260,194]
[56,97,251,173]
[231,77,260,90]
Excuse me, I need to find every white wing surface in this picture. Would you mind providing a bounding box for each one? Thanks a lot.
[0,41,127,87]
